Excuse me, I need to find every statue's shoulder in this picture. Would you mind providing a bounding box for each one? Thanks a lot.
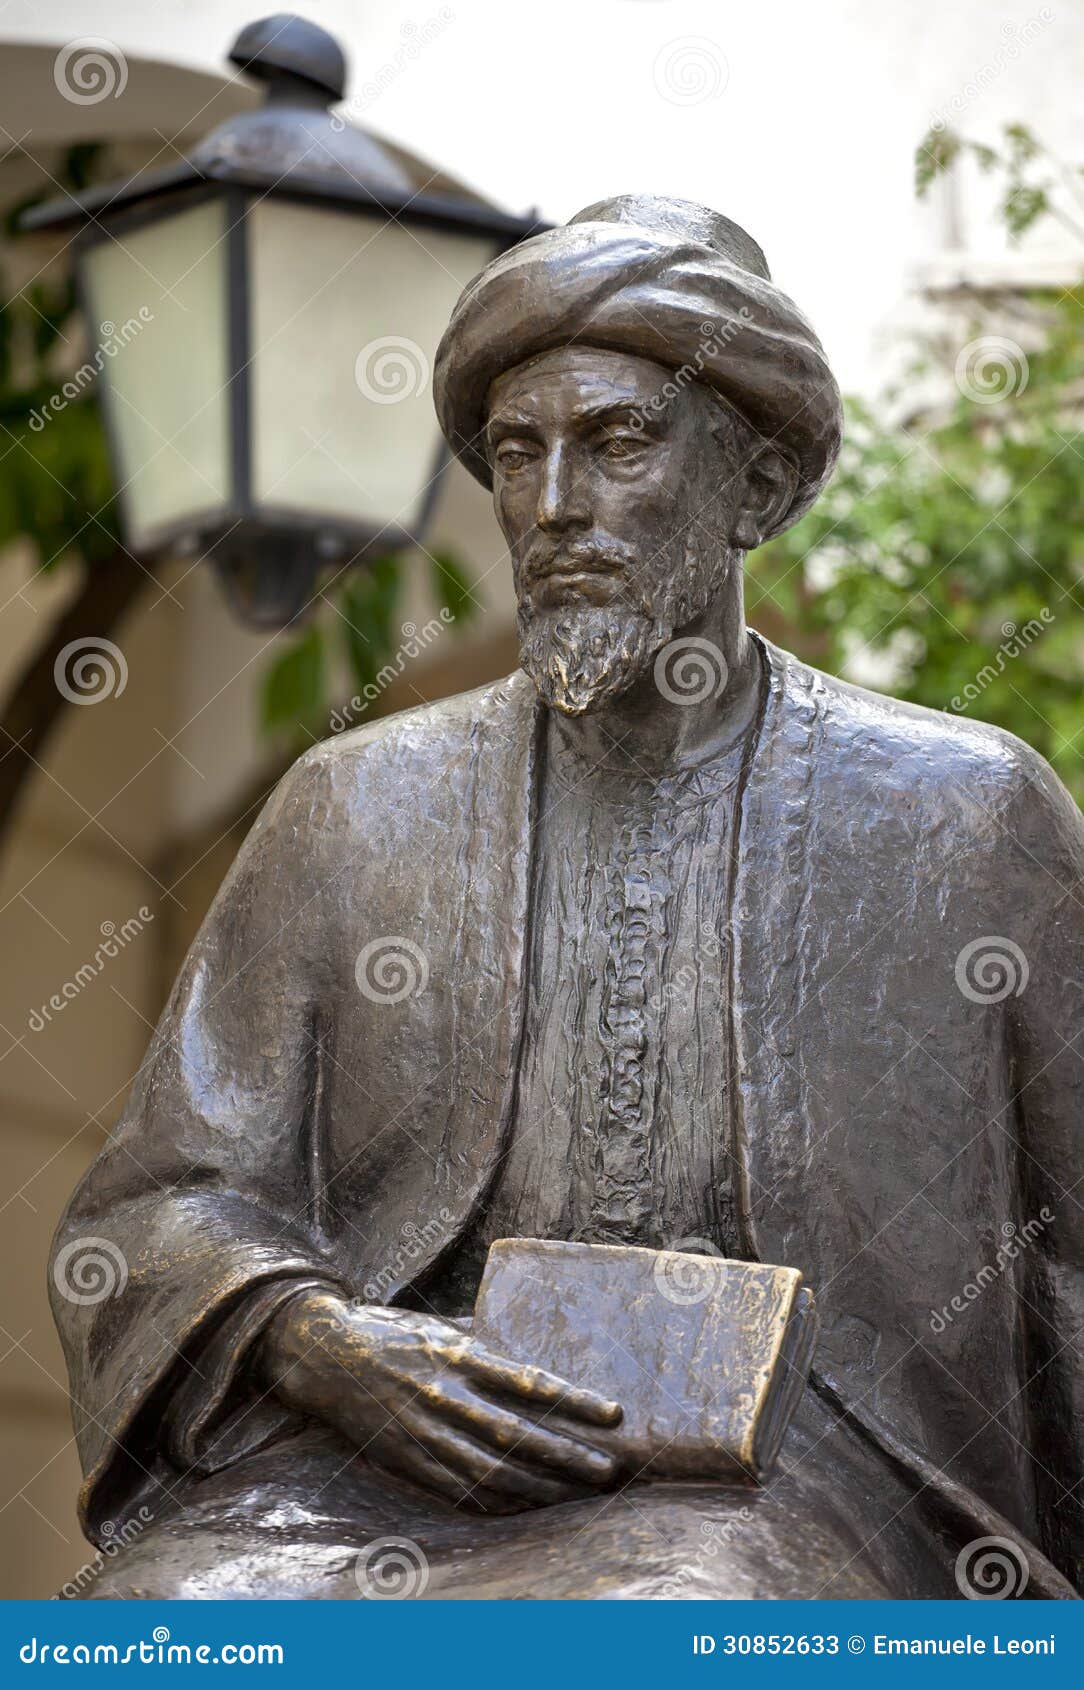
[768,640,1077,827]
[264,669,532,834]
[305,669,530,768]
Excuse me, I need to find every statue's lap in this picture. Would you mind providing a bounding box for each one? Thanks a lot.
[73,1404,946,1600]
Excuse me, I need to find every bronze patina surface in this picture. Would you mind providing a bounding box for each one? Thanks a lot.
[50,196,1083,1600]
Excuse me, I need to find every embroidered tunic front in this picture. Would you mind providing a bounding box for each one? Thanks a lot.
[425,702,755,1315]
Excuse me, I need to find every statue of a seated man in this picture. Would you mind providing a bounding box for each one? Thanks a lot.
[51,195,1082,1600]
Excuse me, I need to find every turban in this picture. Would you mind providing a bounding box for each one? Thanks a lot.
[433,195,843,541]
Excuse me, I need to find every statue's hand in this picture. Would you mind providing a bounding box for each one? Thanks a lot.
[258,1287,623,1512]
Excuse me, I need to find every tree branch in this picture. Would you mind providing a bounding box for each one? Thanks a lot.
[0,550,157,841]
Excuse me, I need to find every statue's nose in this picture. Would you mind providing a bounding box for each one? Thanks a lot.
[536,444,590,532]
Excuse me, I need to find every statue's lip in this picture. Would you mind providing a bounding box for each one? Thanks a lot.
[532,566,623,608]
[530,557,623,583]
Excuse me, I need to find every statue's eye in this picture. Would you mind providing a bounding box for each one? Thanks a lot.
[598,430,643,460]
[494,441,535,474]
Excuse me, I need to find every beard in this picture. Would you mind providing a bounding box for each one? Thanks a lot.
[518,603,669,716]
[515,533,720,716]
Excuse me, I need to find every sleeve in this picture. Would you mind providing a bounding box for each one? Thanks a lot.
[1002,743,1084,1588]
[48,746,354,1541]
[160,1275,341,1478]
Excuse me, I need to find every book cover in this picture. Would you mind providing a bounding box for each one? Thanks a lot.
[472,1238,818,1483]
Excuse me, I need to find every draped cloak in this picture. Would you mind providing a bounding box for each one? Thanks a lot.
[49,638,1084,1596]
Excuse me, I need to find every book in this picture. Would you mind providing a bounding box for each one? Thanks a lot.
[471,1237,818,1484]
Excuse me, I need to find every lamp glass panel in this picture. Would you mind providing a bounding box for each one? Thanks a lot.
[248,200,495,531]
[81,197,230,548]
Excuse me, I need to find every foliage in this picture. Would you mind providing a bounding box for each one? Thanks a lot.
[749,124,1084,805]
[259,548,479,738]
[914,121,1084,245]
[0,146,121,572]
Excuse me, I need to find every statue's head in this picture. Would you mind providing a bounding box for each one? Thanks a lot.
[435,195,843,716]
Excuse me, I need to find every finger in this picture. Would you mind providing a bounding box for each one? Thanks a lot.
[375,1433,476,1508]
[423,1381,618,1484]
[460,1348,623,1427]
[454,1483,533,1516]
[397,1407,594,1508]
[380,1430,530,1515]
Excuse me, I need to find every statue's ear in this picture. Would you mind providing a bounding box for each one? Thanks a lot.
[730,447,799,551]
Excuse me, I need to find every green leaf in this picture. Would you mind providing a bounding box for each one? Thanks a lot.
[260,624,326,734]
[915,126,961,196]
[338,558,403,693]
[1004,123,1041,164]
[1002,183,1049,239]
[428,550,478,623]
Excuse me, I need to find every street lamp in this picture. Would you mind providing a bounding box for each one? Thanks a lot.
[22,14,540,625]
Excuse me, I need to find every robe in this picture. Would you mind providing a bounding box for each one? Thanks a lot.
[49,636,1084,1598]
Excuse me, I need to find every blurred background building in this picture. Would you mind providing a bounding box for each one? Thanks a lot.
[0,0,1081,1596]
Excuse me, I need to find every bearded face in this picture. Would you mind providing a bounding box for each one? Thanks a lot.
[486,348,742,716]
[514,532,718,716]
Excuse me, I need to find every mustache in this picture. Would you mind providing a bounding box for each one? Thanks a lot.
[521,536,636,587]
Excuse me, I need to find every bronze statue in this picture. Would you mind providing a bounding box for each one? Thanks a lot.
[50,196,1082,1600]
